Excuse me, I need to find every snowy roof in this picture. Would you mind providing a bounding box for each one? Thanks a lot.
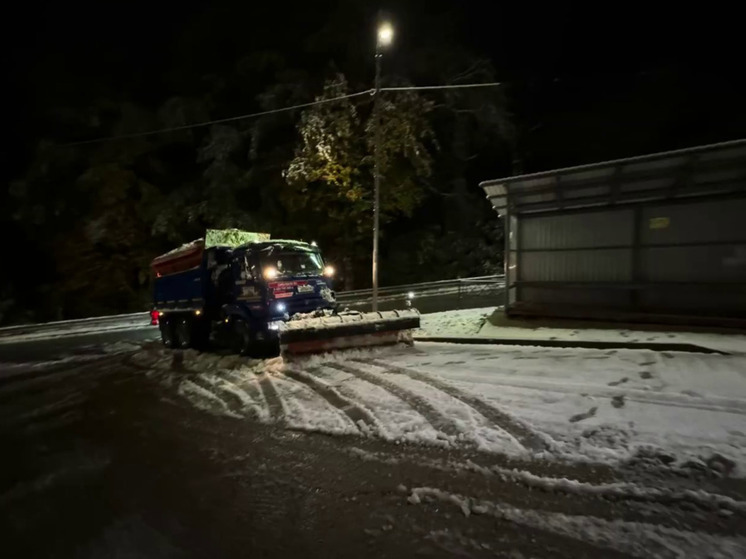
[480,138,746,216]
[152,230,273,266]
[152,239,204,265]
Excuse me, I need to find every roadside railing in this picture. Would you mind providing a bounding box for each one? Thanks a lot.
[0,275,505,341]
[336,275,505,313]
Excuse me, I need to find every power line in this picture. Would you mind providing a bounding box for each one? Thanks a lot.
[62,89,374,147]
[60,82,502,147]
[381,82,501,92]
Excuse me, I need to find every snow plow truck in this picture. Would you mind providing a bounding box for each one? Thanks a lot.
[151,229,419,356]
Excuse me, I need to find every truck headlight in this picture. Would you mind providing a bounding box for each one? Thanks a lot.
[263,266,278,280]
[323,265,335,277]
[276,302,286,313]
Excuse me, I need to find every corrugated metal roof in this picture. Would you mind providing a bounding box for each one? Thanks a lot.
[480,138,746,216]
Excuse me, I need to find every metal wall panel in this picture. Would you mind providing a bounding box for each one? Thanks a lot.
[639,286,746,313]
[641,246,746,282]
[641,199,746,245]
[520,249,632,282]
[520,210,633,250]
[520,287,631,307]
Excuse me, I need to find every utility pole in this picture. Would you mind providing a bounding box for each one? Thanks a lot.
[372,51,382,311]
[372,20,393,312]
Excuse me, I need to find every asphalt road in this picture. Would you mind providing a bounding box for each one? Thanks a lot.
[2,334,745,558]
[0,327,158,364]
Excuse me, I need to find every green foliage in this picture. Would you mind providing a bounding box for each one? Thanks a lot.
[284,74,435,248]
[286,76,366,203]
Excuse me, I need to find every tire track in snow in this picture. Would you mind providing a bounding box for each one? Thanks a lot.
[215,370,268,421]
[187,375,246,417]
[356,358,550,453]
[284,368,380,435]
[257,373,285,422]
[178,379,239,417]
[217,369,264,403]
[324,362,464,440]
[418,371,746,417]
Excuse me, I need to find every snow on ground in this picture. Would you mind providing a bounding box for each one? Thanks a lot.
[387,342,746,472]
[308,364,445,445]
[270,375,357,436]
[417,306,746,354]
[136,307,746,475]
[152,339,746,476]
[417,307,494,337]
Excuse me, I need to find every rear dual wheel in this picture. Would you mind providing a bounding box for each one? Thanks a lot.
[160,315,209,350]
[174,319,192,349]
[159,318,175,348]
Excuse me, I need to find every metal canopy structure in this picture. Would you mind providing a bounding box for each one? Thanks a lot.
[479,139,746,326]
[481,139,746,217]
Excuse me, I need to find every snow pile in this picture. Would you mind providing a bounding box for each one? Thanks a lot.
[417,307,492,337]
[282,309,419,332]
[152,239,203,261]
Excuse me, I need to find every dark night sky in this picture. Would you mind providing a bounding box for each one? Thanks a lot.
[4,1,746,179]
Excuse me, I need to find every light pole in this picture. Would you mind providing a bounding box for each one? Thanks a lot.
[372,21,393,312]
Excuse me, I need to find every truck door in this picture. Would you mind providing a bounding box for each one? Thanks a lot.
[235,252,262,303]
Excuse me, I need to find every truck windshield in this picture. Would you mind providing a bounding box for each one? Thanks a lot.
[260,250,324,278]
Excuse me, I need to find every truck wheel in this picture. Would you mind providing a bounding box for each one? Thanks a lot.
[160,319,175,348]
[191,320,210,350]
[232,319,253,355]
[259,338,281,358]
[174,318,192,349]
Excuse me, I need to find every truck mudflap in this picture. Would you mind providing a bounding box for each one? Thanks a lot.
[278,309,420,356]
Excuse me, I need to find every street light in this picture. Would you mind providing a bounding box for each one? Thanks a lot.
[372,20,394,312]
[377,22,394,48]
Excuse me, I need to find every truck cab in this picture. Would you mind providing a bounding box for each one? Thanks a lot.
[217,241,337,347]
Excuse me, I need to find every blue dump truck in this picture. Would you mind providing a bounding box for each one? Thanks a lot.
[151,229,419,356]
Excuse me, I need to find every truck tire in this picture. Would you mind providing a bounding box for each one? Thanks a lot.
[257,338,281,359]
[191,319,210,350]
[232,319,253,355]
[159,318,175,348]
[174,318,192,349]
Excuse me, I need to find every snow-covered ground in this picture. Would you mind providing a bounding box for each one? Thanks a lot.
[138,309,746,476]
[417,306,746,354]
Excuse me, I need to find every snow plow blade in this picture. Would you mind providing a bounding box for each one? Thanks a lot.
[279,310,420,356]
